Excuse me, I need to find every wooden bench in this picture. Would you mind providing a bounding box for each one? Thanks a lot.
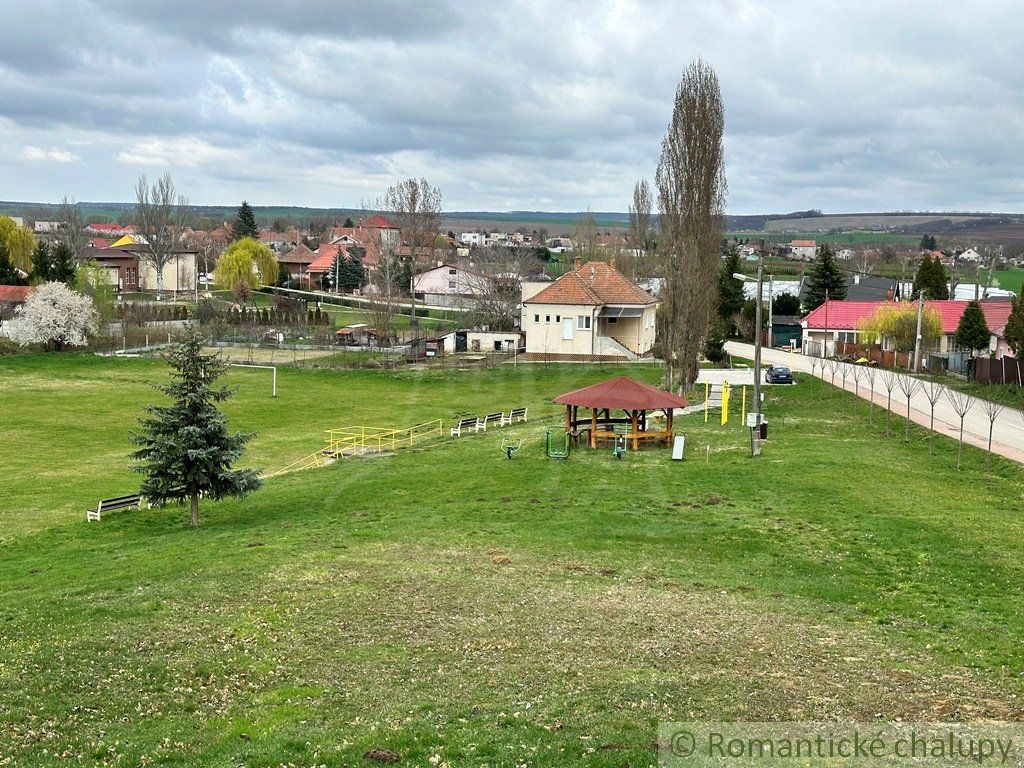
[450,417,480,437]
[479,412,503,431]
[501,407,528,426]
[87,493,143,522]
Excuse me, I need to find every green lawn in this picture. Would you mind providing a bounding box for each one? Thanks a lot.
[992,268,1024,295]
[1,355,1024,766]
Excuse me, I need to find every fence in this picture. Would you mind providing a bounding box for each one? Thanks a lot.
[973,356,1024,386]
[325,420,445,456]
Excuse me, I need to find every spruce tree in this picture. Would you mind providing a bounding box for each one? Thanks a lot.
[1003,295,1024,357]
[0,240,26,284]
[343,217,355,228]
[716,247,745,329]
[130,328,261,528]
[804,244,846,311]
[233,201,259,241]
[954,300,990,354]
[912,256,949,300]
[336,249,366,291]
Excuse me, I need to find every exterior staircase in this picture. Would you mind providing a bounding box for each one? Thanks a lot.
[598,334,639,361]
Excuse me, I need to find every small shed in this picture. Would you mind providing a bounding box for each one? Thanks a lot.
[553,376,689,451]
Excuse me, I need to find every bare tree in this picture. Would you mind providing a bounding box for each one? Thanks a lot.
[573,209,600,262]
[851,364,864,398]
[367,235,401,349]
[864,367,877,424]
[922,381,944,453]
[380,178,442,333]
[655,59,727,392]
[56,196,88,260]
[465,245,543,331]
[625,180,653,281]
[980,397,1004,468]
[134,174,191,298]
[944,389,973,469]
[895,374,923,442]
[880,369,899,436]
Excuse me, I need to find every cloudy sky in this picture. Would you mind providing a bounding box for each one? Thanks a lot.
[1,0,1022,213]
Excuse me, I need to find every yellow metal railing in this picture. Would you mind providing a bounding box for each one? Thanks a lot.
[325,419,444,456]
[263,450,327,478]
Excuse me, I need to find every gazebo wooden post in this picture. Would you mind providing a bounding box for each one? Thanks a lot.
[666,408,674,445]
[630,410,639,451]
[590,408,597,449]
[565,404,572,438]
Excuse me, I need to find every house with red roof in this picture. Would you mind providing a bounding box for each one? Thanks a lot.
[802,299,1016,359]
[788,240,817,261]
[0,285,32,332]
[521,258,656,360]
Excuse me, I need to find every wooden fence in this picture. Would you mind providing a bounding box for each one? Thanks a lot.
[972,357,1024,386]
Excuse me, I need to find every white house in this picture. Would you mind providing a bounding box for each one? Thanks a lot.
[788,240,817,261]
[412,262,486,296]
[522,259,656,360]
[958,247,983,263]
[459,232,486,247]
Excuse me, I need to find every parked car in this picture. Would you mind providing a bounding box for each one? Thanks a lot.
[765,365,794,384]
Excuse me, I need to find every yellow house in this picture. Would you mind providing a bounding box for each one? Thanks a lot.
[521,259,656,360]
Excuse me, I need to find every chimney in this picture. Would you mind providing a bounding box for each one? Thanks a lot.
[573,257,582,271]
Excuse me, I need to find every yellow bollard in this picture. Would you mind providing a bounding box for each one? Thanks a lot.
[721,381,730,426]
[704,382,709,423]
[741,386,747,426]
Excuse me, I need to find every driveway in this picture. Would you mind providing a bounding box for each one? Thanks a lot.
[725,341,1024,465]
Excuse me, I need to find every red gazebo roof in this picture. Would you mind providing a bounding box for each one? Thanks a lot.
[553,376,688,410]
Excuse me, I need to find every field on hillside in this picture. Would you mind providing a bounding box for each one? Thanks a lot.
[2,355,1024,766]
[728,230,920,245]
[993,268,1024,294]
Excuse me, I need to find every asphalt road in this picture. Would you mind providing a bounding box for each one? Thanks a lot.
[725,341,1024,465]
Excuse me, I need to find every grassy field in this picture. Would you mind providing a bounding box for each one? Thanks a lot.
[2,355,1024,766]
[992,268,1024,294]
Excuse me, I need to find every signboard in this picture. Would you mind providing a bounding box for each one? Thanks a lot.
[671,435,685,460]
[745,412,757,428]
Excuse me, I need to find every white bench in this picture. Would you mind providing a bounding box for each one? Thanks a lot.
[479,412,503,431]
[87,493,143,522]
[450,417,480,437]
[501,407,528,426]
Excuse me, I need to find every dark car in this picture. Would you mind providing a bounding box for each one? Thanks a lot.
[765,365,794,384]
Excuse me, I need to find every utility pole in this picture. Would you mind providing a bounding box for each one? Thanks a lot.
[766,273,774,349]
[752,251,764,457]
[913,289,925,372]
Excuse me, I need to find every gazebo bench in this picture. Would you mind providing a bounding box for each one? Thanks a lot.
[479,412,504,431]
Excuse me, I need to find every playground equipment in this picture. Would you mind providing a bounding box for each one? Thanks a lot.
[501,437,522,459]
[545,428,570,459]
[613,435,627,460]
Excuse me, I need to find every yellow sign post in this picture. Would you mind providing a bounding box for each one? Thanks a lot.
[721,381,730,425]
[741,385,747,426]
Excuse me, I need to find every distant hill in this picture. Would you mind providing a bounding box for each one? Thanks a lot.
[3,200,1023,243]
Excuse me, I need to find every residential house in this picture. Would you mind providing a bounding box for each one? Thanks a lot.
[93,244,197,293]
[33,221,59,234]
[0,285,32,333]
[958,247,983,263]
[278,243,318,286]
[521,259,656,360]
[788,239,817,261]
[801,299,1015,359]
[86,223,133,237]
[836,248,855,260]
[460,232,486,247]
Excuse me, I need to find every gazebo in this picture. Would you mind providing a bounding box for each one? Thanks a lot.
[553,376,689,451]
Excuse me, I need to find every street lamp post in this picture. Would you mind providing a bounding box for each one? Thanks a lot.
[732,252,765,456]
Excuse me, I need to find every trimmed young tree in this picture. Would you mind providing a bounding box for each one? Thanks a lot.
[1004,294,1024,356]
[954,299,990,355]
[130,328,261,528]
[804,244,846,311]
[233,201,259,241]
[912,256,950,300]
[6,281,98,350]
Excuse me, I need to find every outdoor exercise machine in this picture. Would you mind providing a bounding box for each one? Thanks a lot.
[501,437,522,459]
[545,428,570,459]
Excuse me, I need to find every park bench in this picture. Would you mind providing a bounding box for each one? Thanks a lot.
[450,417,480,437]
[87,493,143,522]
[480,412,504,431]
[501,407,528,426]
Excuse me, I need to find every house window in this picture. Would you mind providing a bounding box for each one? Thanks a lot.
[534,314,540,323]
[608,317,618,324]
[555,315,560,322]
[838,331,858,344]
[577,315,591,330]
[545,315,551,322]
[448,280,456,289]
[448,268,457,275]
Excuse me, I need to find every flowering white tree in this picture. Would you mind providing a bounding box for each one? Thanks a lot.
[6,282,98,350]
